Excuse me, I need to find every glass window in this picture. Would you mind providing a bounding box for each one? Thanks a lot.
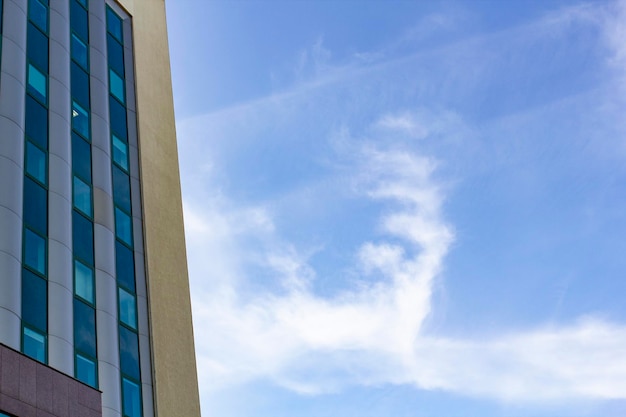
[109,96,127,140]
[73,176,92,216]
[73,211,93,265]
[70,0,88,42]
[28,0,47,33]
[106,7,123,42]
[109,69,125,104]
[72,132,91,181]
[22,269,47,331]
[23,327,46,363]
[72,100,89,139]
[24,228,46,275]
[116,241,135,292]
[71,62,90,108]
[113,165,131,212]
[71,33,88,69]
[25,95,48,150]
[26,141,47,185]
[115,208,132,246]
[74,299,96,357]
[118,288,136,329]
[107,34,124,77]
[27,64,47,103]
[75,259,94,303]
[76,354,97,388]
[122,378,141,417]
[112,135,129,171]
[119,326,139,379]
[27,23,48,72]
[24,176,47,234]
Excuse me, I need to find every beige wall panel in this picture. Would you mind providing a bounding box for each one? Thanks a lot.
[130,0,201,416]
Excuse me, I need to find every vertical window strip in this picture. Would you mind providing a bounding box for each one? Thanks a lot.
[106,6,142,417]
[70,0,97,388]
[21,0,49,364]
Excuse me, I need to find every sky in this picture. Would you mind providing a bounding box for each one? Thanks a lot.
[165,1,626,416]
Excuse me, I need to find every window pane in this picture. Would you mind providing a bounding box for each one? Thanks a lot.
[109,97,127,140]
[74,299,96,357]
[122,378,141,417]
[109,69,125,104]
[28,0,47,33]
[107,34,124,76]
[70,0,88,41]
[119,326,139,379]
[23,176,47,234]
[75,259,94,303]
[115,207,132,246]
[28,64,47,103]
[71,62,90,108]
[116,241,135,292]
[24,228,46,275]
[22,269,47,331]
[76,354,97,387]
[27,22,48,72]
[71,33,88,69]
[112,135,128,171]
[73,176,92,216]
[72,132,91,181]
[72,100,89,139]
[106,7,123,42]
[26,141,47,184]
[25,95,48,150]
[118,288,136,329]
[73,211,93,264]
[23,327,46,362]
[112,165,131,212]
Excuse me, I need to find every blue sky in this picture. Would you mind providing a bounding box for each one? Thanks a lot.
[166,1,626,416]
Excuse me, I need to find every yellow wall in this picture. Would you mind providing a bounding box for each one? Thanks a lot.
[119,0,202,416]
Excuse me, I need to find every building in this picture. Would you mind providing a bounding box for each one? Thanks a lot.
[0,0,201,416]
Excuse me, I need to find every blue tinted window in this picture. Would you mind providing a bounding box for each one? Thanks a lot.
[24,228,46,275]
[74,299,96,357]
[73,176,92,216]
[75,259,94,304]
[72,132,91,182]
[28,0,47,33]
[24,176,47,234]
[76,354,97,387]
[22,269,47,331]
[112,135,128,171]
[26,141,47,185]
[70,0,88,41]
[107,34,124,76]
[119,288,136,330]
[115,207,132,246]
[71,62,90,108]
[113,165,131,212]
[25,95,48,150]
[72,100,89,139]
[71,33,88,69]
[23,327,46,362]
[109,69,125,104]
[106,7,123,42]
[115,240,135,292]
[119,326,139,379]
[27,23,48,72]
[28,64,47,103]
[109,97,127,140]
[73,211,93,264]
[122,378,141,417]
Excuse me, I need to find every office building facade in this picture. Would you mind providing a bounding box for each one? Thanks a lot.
[0,0,201,416]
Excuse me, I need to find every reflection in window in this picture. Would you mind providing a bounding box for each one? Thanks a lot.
[76,353,97,387]
[74,298,96,357]
[71,33,88,69]
[122,378,141,417]
[107,7,123,42]
[23,176,47,234]
[119,325,140,379]
[73,176,92,216]
[119,288,137,329]
[28,0,47,32]
[27,64,47,102]
[23,327,46,362]
[26,142,47,184]
[75,259,94,304]
[24,228,46,275]
[113,165,131,212]
[110,69,125,104]
[115,207,132,246]
[72,100,89,139]
[112,135,129,171]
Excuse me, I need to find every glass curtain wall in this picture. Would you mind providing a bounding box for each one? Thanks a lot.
[106,7,142,417]
[21,0,50,364]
